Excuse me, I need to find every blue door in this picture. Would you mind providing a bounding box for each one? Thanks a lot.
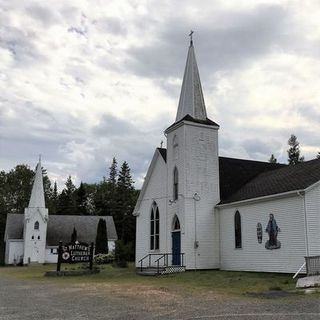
[172,231,181,265]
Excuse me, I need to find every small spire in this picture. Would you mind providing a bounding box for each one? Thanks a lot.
[28,158,46,208]
[176,35,207,122]
[39,154,42,163]
[189,30,194,47]
[160,140,163,148]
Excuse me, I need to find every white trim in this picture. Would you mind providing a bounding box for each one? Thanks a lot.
[216,189,304,208]
[304,179,320,192]
[165,119,219,134]
[132,149,165,215]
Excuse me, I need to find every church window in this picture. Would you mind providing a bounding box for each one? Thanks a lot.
[172,215,180,231]
[34,221,39,230]
[234,211,242,248]
[150,202,160,250]
[38,235,40,240]
[173,167,179,200]
[173,135,179,159]
[31,235,34,240]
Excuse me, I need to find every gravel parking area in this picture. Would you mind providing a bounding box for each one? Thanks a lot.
[0,271,319,320]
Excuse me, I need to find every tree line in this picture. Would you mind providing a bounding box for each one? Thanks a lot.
[0,158,138,264]
[269,134,320,164]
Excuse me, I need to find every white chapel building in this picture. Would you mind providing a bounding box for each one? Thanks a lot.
[4,159,117,265]
[133,38,320,273]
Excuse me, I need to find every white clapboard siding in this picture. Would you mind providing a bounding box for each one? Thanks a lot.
[305,184,320,256]
[219,194,307,273]
[135,152,167,267]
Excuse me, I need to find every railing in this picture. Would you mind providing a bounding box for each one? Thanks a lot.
[305,256,320,276]
[138,253,185,274]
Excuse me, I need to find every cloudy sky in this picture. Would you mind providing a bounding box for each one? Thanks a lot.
[1,0,320,189]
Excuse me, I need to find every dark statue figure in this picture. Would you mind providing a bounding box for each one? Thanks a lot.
[265,213,281,249]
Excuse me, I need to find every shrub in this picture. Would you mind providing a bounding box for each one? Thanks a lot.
[114,240,131,268]
[94,252,115,265]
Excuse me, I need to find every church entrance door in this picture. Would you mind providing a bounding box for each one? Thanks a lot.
[172,215,181,265]
[172,231,181,265]
[31,246,39,262]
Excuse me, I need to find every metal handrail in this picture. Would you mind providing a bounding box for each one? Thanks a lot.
[139,253,185,273]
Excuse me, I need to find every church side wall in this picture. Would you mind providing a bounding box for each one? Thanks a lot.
[219,195,306,273]
[135,155,167,267]
[45,248,58,263]
[305,184,320,256]
[6,240,24,265]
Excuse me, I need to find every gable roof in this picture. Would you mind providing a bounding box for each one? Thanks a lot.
[220,158,320,204]
[219,157,285,202]
[4,214,117,245]
[157,147,167,162]
[133,148,167,215]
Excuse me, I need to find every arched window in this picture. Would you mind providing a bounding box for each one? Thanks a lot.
[173,135,179,159]
[234,211,242,248]
[150,203,160,250]
[34,221,39,230]
[172,215,180,231]
[173,167,179,201]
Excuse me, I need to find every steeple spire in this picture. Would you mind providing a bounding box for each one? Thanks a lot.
[175,33,207,122]
[28,158,45,208]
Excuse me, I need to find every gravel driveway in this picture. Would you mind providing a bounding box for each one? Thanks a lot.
[0,271,319,320]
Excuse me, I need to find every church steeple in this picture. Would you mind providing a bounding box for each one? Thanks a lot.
[28,157,45,208]
[175,34,207,122]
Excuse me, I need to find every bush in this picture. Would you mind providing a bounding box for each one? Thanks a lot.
[94,252,115,265]
[114,240,131,268]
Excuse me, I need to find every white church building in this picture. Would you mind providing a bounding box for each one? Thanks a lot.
[134,38,320,274]
[4,159,117,265]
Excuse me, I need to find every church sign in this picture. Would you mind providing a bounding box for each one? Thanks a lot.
[61,242,91,263]
[57,241,94,271]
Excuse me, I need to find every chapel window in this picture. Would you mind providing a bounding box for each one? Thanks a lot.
[234,211,242,249]
[173,135,179,159]
[173,167,179,201]
[34,221,39,230]
[150,202,160,250]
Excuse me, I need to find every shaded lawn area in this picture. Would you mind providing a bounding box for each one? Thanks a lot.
[0,263,301,297]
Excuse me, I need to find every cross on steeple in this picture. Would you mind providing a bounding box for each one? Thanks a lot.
[189,30,194,46]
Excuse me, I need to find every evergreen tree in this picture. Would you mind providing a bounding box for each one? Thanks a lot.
[57,176,76,215]
[317,152,320,159]
[71,227,77,243]
[50,181,59,214]
[115,161,138,260]
[95,218,108,254]
[287,134,304,165]
[76,182,87,215]
[269,154,277,163]
[108,157,118,186]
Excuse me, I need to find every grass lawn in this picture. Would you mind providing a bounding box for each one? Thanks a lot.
[0,263,301,297]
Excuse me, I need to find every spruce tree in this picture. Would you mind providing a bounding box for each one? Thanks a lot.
[108,157,118,186]
[317,152,320,159]
[57,176,76,215]
[115,161,138,260]
[287,134,304,165]
[269,154,277,163]
[95,218,108,254]
[76,182,87,215]
[71,227,77,243]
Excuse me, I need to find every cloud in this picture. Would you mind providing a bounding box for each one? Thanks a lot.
[0,0,320,190]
